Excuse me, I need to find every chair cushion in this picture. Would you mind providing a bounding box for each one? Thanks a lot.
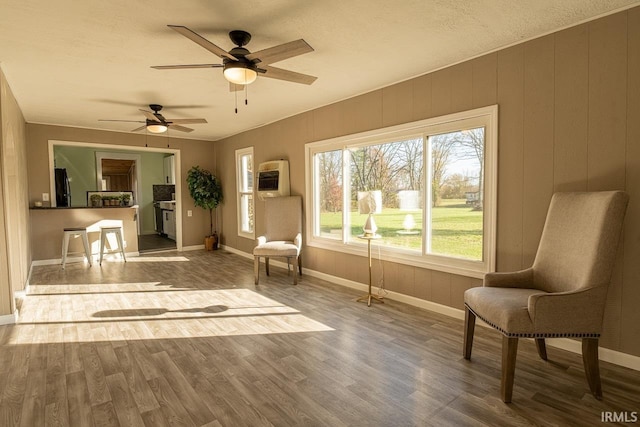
[464,287,546,336]
[253,241,299,257]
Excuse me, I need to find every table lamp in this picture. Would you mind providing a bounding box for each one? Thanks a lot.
[358,190,382,237]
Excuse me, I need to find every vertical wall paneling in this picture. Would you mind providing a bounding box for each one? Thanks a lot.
[414,267,433,301]
[495,46,525,272]
[588,13,628,350]
[553,24,589,192]
[312,103,344,142]
[450,62,473,112]
[430,271,451,306]
[431,69,453,117]
[381,260,399,294]
[450,275,475,311]
[521,35,555,267]
[471,53,498,108]
[396,263,416,297]
[382,80,414,128]
[412,74,433,121]
[340,91,383,136]
[587,13,627,191]
[621,7,639,356]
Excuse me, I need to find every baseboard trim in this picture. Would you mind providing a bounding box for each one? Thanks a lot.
[220,244,640,371]
[0,313,17,325]
[182,244,205,252]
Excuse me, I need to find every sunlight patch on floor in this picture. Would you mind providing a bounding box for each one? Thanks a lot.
[126,256,190,262]
[13,288,334,342]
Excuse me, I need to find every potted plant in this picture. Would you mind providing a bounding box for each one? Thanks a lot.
[187,166,223,250]
[119,193,131,206]
[90,194,102,207]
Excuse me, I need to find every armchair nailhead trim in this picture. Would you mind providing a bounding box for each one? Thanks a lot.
[465,304,600,339]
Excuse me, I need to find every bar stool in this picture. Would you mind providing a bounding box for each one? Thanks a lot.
[99,226,127,266]
[62,227,92,269]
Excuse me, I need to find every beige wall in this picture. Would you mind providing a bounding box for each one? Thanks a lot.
[215,7,640,357]
[26,124,217,253]
[0,67,29,316]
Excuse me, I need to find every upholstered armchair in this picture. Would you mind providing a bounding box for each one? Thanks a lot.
[253,196,303,285]
[463,191,629,403]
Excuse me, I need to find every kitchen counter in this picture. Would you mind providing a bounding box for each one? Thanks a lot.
[30,206,139,261]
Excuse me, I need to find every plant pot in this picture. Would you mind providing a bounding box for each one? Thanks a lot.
[204,236,215,251]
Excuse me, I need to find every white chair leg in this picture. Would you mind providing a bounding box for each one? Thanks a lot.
[81,232,92,266]
[62,233,70,269]
[99,231,106,266]
[115,230,126,262]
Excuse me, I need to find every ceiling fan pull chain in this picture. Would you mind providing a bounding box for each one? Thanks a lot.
[235,89,238,114]
[245,82,248,106]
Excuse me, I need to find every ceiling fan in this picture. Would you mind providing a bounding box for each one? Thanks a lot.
[99,104,207,133]
[151,25,317,89]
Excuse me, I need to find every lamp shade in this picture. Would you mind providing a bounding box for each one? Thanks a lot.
[223,64,258,85]
[357,190,382,214]
[147,124,168,133]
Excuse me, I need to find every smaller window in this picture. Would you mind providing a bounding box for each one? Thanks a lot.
[236,147,254,239]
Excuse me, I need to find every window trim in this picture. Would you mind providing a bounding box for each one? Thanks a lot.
[235,147,255,240]
[304,105,498,278]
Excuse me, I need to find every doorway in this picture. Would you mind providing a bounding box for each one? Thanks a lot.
[49,140,183,253]
[95,151,176,253]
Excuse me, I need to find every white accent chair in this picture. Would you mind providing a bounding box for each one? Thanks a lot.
[253,196,302,285]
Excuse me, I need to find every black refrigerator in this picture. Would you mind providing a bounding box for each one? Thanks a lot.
[55,168,71,207]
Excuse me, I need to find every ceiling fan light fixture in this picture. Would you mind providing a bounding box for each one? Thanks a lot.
[147,124,168,133]
[223,63,257,85]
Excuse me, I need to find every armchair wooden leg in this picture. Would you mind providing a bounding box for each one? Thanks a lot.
[463,306,476,359]
[292,257,298,285]
[582,338,602,400]
[535,338,548,361]
[265,257,270,276]
[501,336,519,403]
[254,256,260,285]
[298,254,302,276]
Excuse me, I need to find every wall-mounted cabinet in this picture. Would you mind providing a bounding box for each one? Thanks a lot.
[163,155,175,184]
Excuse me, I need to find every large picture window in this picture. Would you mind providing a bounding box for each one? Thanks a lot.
[305,106,497,277]
[236,147,254,239]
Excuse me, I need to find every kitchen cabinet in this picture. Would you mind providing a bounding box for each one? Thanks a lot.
[163,209,176,240]
[163,155,175,184]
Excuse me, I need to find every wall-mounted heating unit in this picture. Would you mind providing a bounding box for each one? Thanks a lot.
[257,160,290,200]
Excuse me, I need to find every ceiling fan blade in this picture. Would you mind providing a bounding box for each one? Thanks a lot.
[167,118,208,124]
[169,124,194,133]
[168,25,237,60]
[259,65,317,85]
[139,109,159,122]
[229,82,244,92]
[151,64,223,70]
[98,119,145,123]
[131,125,147,132]
[246,39,313,65]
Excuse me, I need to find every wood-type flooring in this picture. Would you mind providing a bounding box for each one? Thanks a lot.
[1,250,639,426]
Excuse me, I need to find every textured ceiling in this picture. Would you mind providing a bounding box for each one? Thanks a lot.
[1,0,638,141]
